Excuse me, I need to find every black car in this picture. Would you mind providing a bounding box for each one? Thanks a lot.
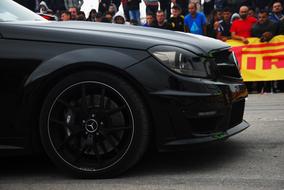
[0,0,249,178]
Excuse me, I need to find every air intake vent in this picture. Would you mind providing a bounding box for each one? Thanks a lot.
[212,49,242,79]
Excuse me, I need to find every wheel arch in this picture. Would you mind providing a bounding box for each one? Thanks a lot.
[24,47,150,87]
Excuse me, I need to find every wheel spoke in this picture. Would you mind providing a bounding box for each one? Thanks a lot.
[99,141,108,155]
[81,84,88,117]
[50,118,81,131]
[74,146,89,163]
[50,118,72,129]
[100,131,119,153]
[50,118,66,126]
[107,105,126,115]
[57,130,83,150]
[58,136,73,151]
[92,136,101,165]
[104,125,132,132]
[99,87,106,108]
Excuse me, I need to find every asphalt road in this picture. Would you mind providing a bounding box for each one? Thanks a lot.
[0,93,284,190]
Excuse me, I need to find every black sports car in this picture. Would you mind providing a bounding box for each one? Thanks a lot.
[0,0,249,178]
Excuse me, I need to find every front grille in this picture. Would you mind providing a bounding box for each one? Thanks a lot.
[229,100,245,128]
[212,49,242,79]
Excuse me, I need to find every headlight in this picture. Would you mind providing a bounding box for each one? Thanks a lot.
[149,46,212,78]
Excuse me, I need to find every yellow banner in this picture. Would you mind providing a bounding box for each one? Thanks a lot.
[227,35,284,82]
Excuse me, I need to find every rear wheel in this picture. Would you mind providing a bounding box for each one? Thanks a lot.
[40,71,150,178]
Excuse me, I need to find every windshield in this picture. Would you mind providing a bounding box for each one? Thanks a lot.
[0,0,46,22]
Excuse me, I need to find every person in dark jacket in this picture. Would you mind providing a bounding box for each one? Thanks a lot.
[252,10,278,93]
[167,5,184,31]
[152,10,169,29]
[269,1,284,23]
[252,10,277,42]
[143,14,155,27]
[206,9,222,38]
[217,7,232,41]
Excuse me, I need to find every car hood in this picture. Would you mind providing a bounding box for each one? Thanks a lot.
[1,21,229,55]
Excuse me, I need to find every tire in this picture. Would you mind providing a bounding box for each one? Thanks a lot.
[39,71,150,178]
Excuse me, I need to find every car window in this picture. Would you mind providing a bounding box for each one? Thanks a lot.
[0,0,45,22]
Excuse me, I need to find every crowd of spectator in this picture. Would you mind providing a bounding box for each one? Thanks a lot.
[17,0,284,93]
[35,0,284,44]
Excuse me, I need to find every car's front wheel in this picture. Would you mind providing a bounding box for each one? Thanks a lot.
[39,71,150,178]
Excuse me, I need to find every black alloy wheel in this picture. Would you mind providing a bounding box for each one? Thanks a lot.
[40,71,150,178]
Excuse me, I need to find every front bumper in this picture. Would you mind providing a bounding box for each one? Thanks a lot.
[147,85,249,150]
[126,57,249,150]
[164,120,249,147]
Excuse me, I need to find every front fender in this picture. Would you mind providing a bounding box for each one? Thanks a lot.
[25,47,150,86]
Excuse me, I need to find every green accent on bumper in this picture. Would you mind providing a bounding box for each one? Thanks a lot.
[213,132,226,139]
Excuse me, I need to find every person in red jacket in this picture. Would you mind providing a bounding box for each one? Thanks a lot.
[230,6,257,44]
